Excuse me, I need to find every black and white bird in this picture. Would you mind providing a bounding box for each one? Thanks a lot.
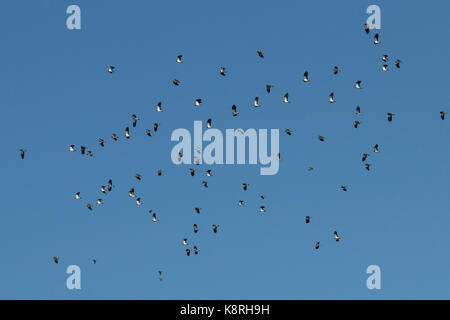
[212,224,219,233]
[152,213,158,222]
[382,64,389,72]
[220,67,226,76]
[172,79,180,86]
[195,99,202,107]
[315,242,320,250]
[232,105,239,116]
[97,199,103,205]
[365,23,370,34]
[329,92,336,103]
[206,169,212,177]
[373,144,380,153]
[266,84,273,93]
[253,96,260,108]
[125,127,130,139]
[206,118,212,129]
[136,198,142,206]
[440,111,447,120]
[193,246,199,255]
[108,66,115,74]
[132,114,139,127]
[382,54,388,62]
[259,206,266,213]
[333,66,339,75]
[176,55,183,63]
[69,145,76,152]
[156,101,163,112]
[387,113,395,122]
[19,149,26,159]
[111,133,118,141]
[283,93,290,103]
[303,71,310,82]
[107,179,113,192]
[193,224,199,233]
[356,106,361,115]
[183,238,188,246]
[355,80,362,89]
[129,188,136,198]
[306,216,311,224]
[374,33,380,44]
[257,50,264,58]
[238,200,244,206]
[146,129,152,136]
[87,203,93,211]
[334,230,340,242]
[75,192,81,200]
[202,181,208,188]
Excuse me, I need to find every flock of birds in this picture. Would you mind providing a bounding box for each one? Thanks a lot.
[16,22,448,284]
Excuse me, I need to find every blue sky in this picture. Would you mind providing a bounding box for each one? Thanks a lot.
[0,0,449,299]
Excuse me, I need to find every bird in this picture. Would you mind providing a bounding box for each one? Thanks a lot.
[152,213,158,222]
[306,216,311,224]
[285,129,292,135]
[276,153,281,160]
[212,224,219,233]
[132,114,139,127]
[329,92,336,103]
[318,135,325,142]
[107,179,113,192]
[202,181,208,188]
[334,230,340,242]
[440,111,447,120]
[382,64,389,72]
[261,195,264,201]
[146,129,152,136]
[92,259,97,264]
[172,79,180,86]
[111,133,118,141]
[195,207,201,214]
[156,101,163,112]
[193,246,199,255]
[259,206,266,213]
[193,224,199,233]
[253,96,260,108]
[362,153,369,162]
[125,127,130,139]
[242,183,249,191]
[190,168,195,176]
[232,105,239,117]
[157,169,162,176]
[96,199,103,205]
[176,55,183,63]
[365,163,372,171]
[108,66,115,74]
[136,198,142,206]
[374,33,380,44]
[354,121,361,128]
[373,144,380,153]
[308,167,314,171]
[220,67,226,76]
[75,192,81,200]
[303,71,310,82]
[154,123,159,132]
[53,257,59,264]
[238,200,244,206]
[257,50,264,58]
[395,59,401,68]
[333,66,339,75]
[283,93,290,103]
[315,242,320,250]
[266,84,273,93]
[356,106,361,115]
[87,203,93,211]
[364,23,370,34]
[135,173,142,181]
[382,54,388,62]
[69,145,76,152]
[341,186,348,192]
[86,150,93,157]
[387,113,395,122]
[206,118,212,129]
[99,139,105,147]
[186,249,191,256]
[195,99,202,107]
[129,188,136,198]
[355,80,362,89]
[206,169,212,177]
[183,238,188,246]
[19,149,26,159]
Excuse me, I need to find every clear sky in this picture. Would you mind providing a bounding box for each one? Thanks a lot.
[0,0,449,299]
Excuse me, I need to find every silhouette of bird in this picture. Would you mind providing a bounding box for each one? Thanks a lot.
[257,50,264,58]
[440,111,447,120]
[306,216,311,224]
[108,66,115,74]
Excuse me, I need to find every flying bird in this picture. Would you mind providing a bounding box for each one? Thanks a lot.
[69,145,76,152]
[238,200,244,206]
[108,66,115,74]
[285,129,292,135]
[135,173,142,181]
[334,230,340,242]
[382,64,389,71]
[195,207,201,214]
[333,66,339,75]
[53,257,59,264]
[440,111,447,120]
[172,79,180,86]
[107,179,113,191]
[156,101,163,112]
[87,203,93,211]
[362,153,369,162]
[315,242,320,250]
[154,123,159,132]
[341,186,348,192]
[125,127,130,139]
[318,136,325,142]
[356,106,361,115]
[395,60,401,68]
[202,181,208,188]
[374,33,380,44]
[354,121,361,128]
[257,50,264,58]
[253,96,260,107]
[220,67,226,76]
[303,71,310,82]
[306,216,311,224]
[96,199,103,205]
[232,105,239,116]
[283,93,290,103]
[111,133,118,141]
[206,169,212,177]
[212,224,219,233]
[190,168,195,176]
[364,23,370,34]
[242,183,249,191]
[193,224,199,233]
[132,114,139,127]
[176,55,183,63]
[373,144,380,153]
[183,238,188,246]
[193,246,199,255]
[99,139,105,147]
[186,249,191,256]
[266,84,273,93]
[152,213,158,222]
[19,149,26,159]
[365,163,372,171]
[146,129,152,136]
[136,198,142,206]
[206,118,212,129]
[129,188,136,198]
[355,80,362,89]
[382,54,388,62]
[387,113,395,122]
[157,169,162,176]
[259,206,266,213]
[195,99,202,107]
[329,92,336,103]
[75,192,81,200]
